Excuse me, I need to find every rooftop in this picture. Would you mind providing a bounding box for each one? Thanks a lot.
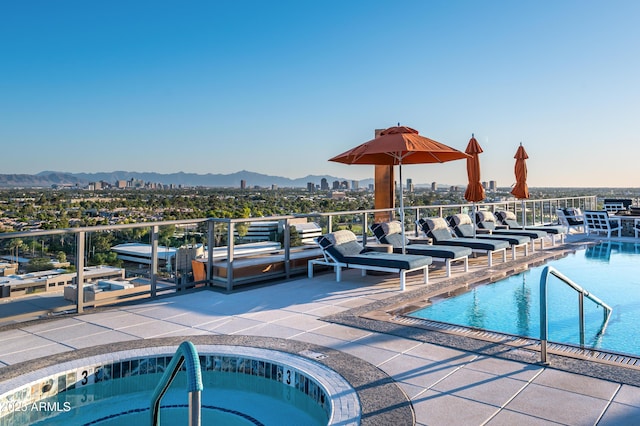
[1,233,639,424]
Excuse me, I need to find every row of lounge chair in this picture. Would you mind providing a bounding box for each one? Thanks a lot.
[309,210,569,291]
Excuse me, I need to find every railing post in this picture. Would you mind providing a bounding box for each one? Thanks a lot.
[540,266,549,364]
[150,225,158,297]
[76,231,85,314]
[151,341,203,426]
[579,292,585,348]
[328,215,333,233]
[283,219,291,279]
[207,220,214,286]
[227,221,234,292]
[361,212,368,246]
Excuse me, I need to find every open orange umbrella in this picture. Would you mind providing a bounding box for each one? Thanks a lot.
[330,125,469,252]
[511,143,529,227]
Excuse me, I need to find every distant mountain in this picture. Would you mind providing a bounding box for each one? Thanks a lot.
[0,172,85,188]
[0,171,373,188]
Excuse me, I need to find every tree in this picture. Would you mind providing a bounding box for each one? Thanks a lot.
[25,257,54,272]
[9,239,23,264]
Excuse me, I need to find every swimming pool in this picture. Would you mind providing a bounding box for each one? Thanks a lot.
[409,242,640,356]
[0,345,360,426]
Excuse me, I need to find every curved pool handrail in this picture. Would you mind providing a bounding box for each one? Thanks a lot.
[150,341,203,426]
[539,265,613,364]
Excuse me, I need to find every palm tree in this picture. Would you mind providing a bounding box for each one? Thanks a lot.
[9,238,23,264]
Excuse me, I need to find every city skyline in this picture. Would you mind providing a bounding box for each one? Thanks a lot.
[2,1,639,187]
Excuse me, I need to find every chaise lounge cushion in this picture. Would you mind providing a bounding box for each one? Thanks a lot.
[318,230,431,269]
[421,217,455,241]
[419,217,510,251]
[404,244,471,259]
[496,210,566,235]
[476,211,499,230]
[477,211,548,239]
[447,214,479,236]
[317,230,365,263]
[563,208,584,226]
[342,252,432,270]
[496,211,522,229]
[377,221,409,247]
[448,214,530,245]
[372,221,472,260]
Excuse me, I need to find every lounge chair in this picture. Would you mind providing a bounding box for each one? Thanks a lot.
[447,214,530,260]
[475,211,548,251]
[370,221,470,277]
[556,208,585,233]
[583,211,622,238]
[309,230,432,291]
[495,210,566,245]
[417,217,508,267]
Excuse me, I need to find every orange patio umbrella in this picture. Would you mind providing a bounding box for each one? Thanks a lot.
[511,143,530,226]
[329,125,469,252]
[463,134,486,236]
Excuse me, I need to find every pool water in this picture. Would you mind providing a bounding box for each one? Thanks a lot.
[409,242,640,356]
[30,372,326,425]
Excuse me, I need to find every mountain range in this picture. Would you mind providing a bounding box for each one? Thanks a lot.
[0,171,375,189]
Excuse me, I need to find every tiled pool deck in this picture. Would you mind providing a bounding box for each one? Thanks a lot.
[1,237,640,425]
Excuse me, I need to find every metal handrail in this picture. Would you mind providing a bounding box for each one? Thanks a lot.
[150,341,203,426]
[539,266,612,364]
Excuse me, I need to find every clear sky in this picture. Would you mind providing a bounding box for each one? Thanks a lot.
[1,1,639,187]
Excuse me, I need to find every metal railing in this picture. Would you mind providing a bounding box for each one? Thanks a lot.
[150,341,203,426]
[0,195,596,324]
[539,266,612,364]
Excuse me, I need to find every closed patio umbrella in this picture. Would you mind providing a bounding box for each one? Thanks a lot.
[463,134,486,237]
[329,125,469,253]
[511,143,530,227]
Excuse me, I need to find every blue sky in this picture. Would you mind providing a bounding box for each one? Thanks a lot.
[1,1,639,187]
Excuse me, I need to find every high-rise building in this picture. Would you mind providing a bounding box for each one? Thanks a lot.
[332,180,340,190]
[320,178,329,190]
[431,182,437,191]
[306,182,315,192]
[341,180,349,190]
[407,178,414,193]
[489,180,497,191]
[351,180,359,190]
[240,180,247,189]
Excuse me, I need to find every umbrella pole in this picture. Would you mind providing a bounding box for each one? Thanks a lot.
[472,202,476,238]
[399,163,406,254]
